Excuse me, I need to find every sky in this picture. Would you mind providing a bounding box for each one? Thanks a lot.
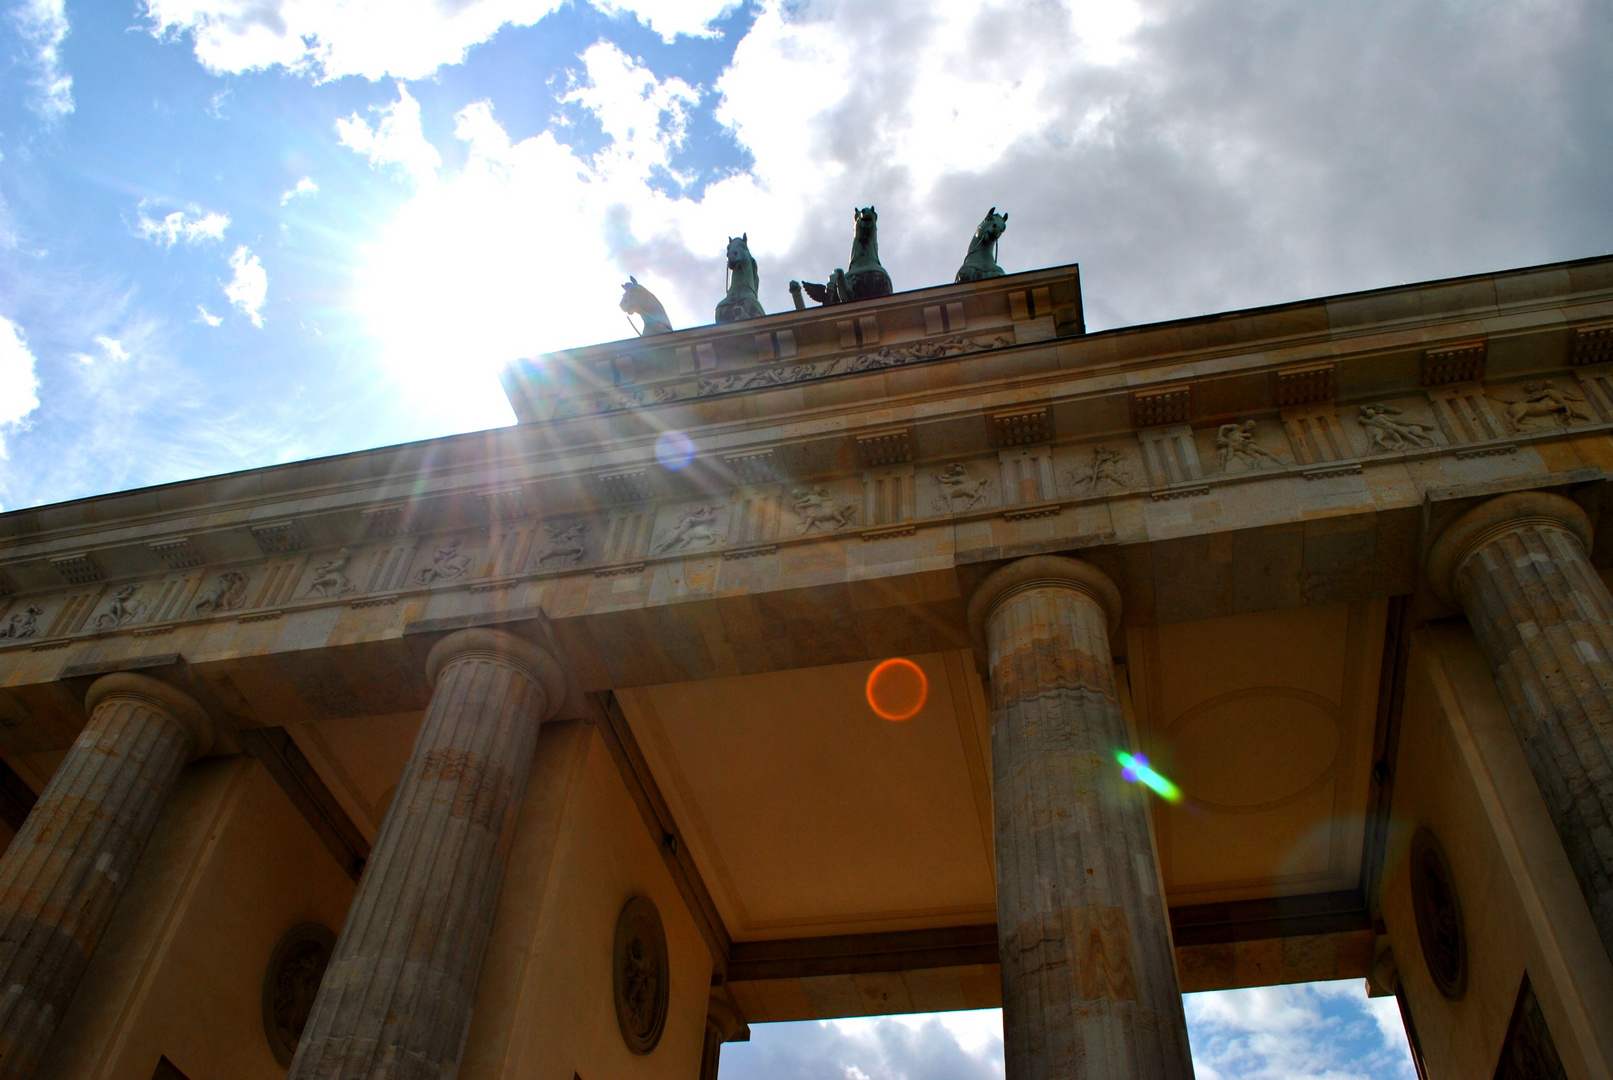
[0,0,1607,1071]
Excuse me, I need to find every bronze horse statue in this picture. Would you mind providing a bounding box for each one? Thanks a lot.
[955,207,1008,283]
[620,276,672,335]
[796,206,893,306]
[715,234,765,323]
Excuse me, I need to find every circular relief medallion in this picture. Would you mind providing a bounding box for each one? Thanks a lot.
[1409,827,1467,1000]
[262,923,337,1067]
[613,895,670,1055]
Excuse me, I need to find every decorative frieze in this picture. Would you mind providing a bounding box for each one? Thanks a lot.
[862,465,915,527]
[603,510,655,562]
[789,486,859,533]
[1137,424,1203,487]
[1358,403,1436,452]
[727,489,780,548]
[531,523,588,569]
[1069,445,1135,494]
[1425,383,1506,445]
[1282,405,1354,465]
[933,464,992,513]
[997,447,1055,504]
[689,334,1011,402]
[1420,341,1486,386]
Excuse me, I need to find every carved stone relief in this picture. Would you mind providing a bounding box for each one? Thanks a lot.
[414,537,472,585]
[933,463,991,512]
[654,505,724,554]
[0,605,42,640]
[194,571,248,614]
[306,548,356,597]
[613,896,669,1055]
[1359,403,1436,452]
[1216,420,1284,470]
[533,522,589,568]
[1489,380,1597,432]
[262,922,337,1068]
[92,584,144,629]
[790,486,858,533]
[1070,444,1134,493]
[1409,827,1467,1000]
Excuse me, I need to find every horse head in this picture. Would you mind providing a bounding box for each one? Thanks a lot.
[854,207,877,242]
[975,207,1008,246]
[620,275,672,335]
[619,276,648,314]
[726,234,752,270]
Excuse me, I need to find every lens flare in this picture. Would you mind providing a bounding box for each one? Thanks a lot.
[866,658,928,721]
[655,430,696,470]
[1116,751,1181,802]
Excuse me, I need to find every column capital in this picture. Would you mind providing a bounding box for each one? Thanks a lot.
[1426,490,1593,604]
[424,627,566,720]
[967,554,1122,650]
[84,672,214,761]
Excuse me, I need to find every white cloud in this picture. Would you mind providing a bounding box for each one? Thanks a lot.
[1184,981,1415,1080]
[136,205,231,246]
[196,304,223,326]
[93,335,129,361]
[224,245,267,326]
[0,317,41,453]
[13,0,73,121]
[141,0,735,81]
[337,85,442,188]
[280,176,319,204]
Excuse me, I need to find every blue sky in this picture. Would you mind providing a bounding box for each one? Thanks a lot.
[0,0,1608,1072]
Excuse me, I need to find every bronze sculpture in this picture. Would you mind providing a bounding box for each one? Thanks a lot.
[955,207,1007,282]
[620,277,673,335]
[715,234,765,323]
[796,206,892,306]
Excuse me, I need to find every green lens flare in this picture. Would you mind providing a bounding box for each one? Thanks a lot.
[1116,751,1182,802]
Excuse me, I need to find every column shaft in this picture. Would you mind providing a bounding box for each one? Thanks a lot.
[0,674,209,1080]
[971,557,1193,1080]
[290,629,562,1080]
[1432,493,1613,962]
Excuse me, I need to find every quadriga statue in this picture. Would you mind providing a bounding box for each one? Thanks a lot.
[715,234,765,323]
[794,205,893,306]
[620,276,673,335]
[955,207,1008,282]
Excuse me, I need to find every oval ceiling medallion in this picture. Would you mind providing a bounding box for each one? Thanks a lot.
[262,922,336,1068]
[1410,827,1468,1000]
[1166,687,1342,812]
[613,895,670,1055]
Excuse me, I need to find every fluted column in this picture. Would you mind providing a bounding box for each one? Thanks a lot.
[0,673,213,1080]
[1428,491,1613,963]
[968,556,1193,1080]
[290,628,565,1080]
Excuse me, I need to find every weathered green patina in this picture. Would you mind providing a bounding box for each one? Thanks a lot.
[955,207,1008,283]
[715,234,765,323]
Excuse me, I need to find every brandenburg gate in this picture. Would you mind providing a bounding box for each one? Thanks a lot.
[0,250,1610,1080]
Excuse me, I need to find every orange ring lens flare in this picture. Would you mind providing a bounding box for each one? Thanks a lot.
[866,658,929,721]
